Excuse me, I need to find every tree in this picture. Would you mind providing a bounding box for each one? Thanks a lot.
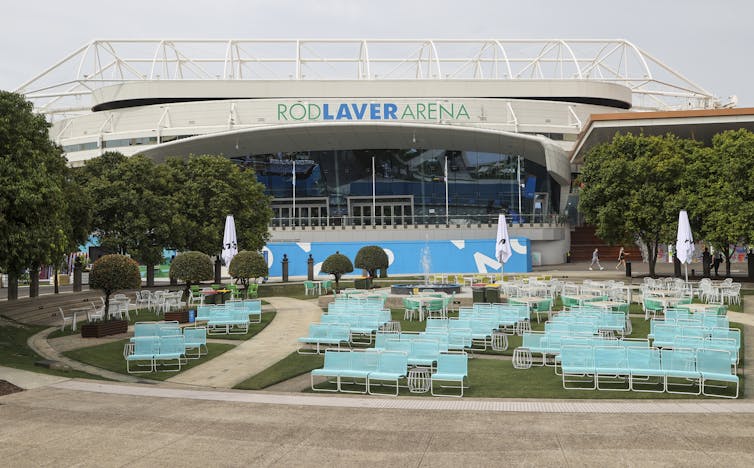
[691,129,754,276]
[78,153,173,286]
[0,91,73,299]
[51,177,93,294]
[89,254,141,322]
[169,251,214,298]
[166,155,272,256]
[579,133,701,276]
[321,251,354,291]
[354,245,389,279]
[228,250,268,289]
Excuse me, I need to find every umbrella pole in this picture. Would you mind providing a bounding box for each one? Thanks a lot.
[684,264,688,283]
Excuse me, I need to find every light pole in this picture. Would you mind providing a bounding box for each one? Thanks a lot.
[371,155,376,226]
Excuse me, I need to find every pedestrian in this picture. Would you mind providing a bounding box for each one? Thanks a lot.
[589,248,604,271]
[702,247,712,278]
[713,249,724,277]
[615,247,626,270]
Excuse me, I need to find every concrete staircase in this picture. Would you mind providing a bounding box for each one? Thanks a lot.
[569,225,642,262]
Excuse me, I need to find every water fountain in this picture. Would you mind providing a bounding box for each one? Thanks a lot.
[390,243,462,295]
[421,244,431,285]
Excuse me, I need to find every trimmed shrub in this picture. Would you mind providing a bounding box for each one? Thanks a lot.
[321,252,354,290]
[169,251,214,297]
[229,250,268,288]
[89,254,141,321]
[354,245,389,279]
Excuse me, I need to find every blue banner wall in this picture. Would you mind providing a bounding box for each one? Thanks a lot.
[263,238,531,278]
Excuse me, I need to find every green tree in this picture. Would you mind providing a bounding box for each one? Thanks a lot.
[89,254,141,321]
[354,245,389,278]
[78,152,173,286]
[691,129,754,276]
[166,155,272,256]
[169,251,214,297]
[321,251,354,291]
[50,178,93,293]
[579,132,700,276]
[0,91,73,299]
[228,250,268,289]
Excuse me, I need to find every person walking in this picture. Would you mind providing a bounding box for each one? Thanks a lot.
[615,247,626,270]
[589,248,604,271]
[713,249,724,277]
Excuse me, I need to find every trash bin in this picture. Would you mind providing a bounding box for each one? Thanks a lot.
[485,286,501,303]
[472,286,486,303]
[625,261,632,277]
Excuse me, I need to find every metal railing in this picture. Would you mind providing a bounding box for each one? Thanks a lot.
[270,213,567,228]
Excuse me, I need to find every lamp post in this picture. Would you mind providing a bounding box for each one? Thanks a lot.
[372,155,376,226]
[291,159,296,227]
[517,155,522,218]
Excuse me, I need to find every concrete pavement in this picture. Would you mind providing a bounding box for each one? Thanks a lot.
[3,380,754,466]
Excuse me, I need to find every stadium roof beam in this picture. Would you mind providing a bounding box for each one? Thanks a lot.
[16,39,720,119]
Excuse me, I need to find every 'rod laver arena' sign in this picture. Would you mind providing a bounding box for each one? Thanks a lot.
[277,102,470,121]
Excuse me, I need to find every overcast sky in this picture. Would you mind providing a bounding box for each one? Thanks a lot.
[1,0,751,107]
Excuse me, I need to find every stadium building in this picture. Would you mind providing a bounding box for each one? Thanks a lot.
[18,39,749,277]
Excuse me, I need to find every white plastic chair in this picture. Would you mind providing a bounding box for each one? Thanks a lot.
[58,307,74,332]
[87,302,105,322]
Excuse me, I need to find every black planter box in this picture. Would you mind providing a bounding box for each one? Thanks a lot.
[164,310,189,323]
[81,319,128,338]
[354,278,372,290]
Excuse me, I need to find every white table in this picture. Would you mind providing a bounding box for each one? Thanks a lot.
[67,307,90,331]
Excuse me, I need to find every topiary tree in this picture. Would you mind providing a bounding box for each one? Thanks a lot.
[321,251,354,291]
[89,254,141,322]
[169,251,214,298]
[354,245,389,279]
[228,250,268,289]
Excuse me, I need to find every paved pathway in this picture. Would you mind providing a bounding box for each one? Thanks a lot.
[166,297,321,388]
[28,327,142,383]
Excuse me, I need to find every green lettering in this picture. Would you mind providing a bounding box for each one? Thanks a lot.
[401,105,415,119]
[277,103,288,120]
[439,103,453,120]
[456,104,470,120]
[308,104,321,120]
[290,103,306,120]
[416,103,427,120]
[427,102,437,120]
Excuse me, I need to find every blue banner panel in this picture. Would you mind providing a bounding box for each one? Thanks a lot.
[263,238,531,278]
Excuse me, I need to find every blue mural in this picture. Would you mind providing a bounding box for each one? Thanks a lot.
[263,238,531,278]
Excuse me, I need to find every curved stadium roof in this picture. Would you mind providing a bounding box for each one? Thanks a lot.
[17,39,719,119]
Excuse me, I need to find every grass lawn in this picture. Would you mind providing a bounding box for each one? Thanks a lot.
[0,323,106,380]
[234,351,324,390]
[64,340,235,381]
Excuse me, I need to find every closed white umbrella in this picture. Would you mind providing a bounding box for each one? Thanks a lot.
[222,215,238,266]
[496,214,512,275]
[675,210,694,282]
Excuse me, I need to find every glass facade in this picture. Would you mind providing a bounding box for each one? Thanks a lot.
[231,148,559,226]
